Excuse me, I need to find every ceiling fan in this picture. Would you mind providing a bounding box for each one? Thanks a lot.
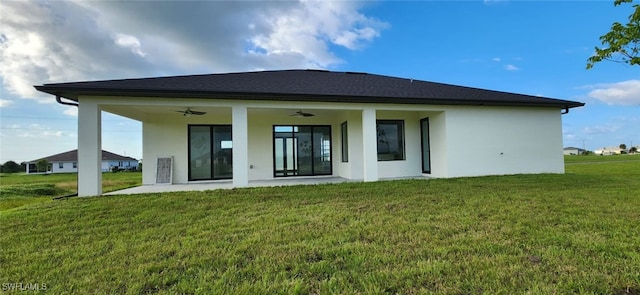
[289,110,315,118]
[175,107,206,117]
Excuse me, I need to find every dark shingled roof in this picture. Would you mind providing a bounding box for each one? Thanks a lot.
[34,69,584,109]
[28,150,138,163]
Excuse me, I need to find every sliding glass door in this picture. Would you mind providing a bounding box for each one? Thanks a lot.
[188,125,232,180]
[273,125,332,177]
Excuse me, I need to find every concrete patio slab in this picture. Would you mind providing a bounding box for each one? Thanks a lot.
[105,176,354,195]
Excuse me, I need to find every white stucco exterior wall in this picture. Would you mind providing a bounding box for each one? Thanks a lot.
[232,106,249,187]
[103,160,139,172]
[77,98,102,196]
[32,160,136,174]
[422,111,447,178]
[375,111,422,179]
[345,111,364,180]
[443,106,564,177]
[142,119,190,184]
[96,96,566,190]
[51,162,77,173]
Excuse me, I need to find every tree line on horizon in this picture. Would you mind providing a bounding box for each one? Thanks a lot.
[1,160,50,174]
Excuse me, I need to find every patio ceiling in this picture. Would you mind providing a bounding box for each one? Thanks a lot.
[101,104,353,122]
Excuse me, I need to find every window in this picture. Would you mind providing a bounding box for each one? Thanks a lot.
[273,125,332,177]
[420,118,431,173]
[73,162,77,168]
[341,122,348,162]
[376,120,405,161]
[188,125,233,180]
[58,163,64,169]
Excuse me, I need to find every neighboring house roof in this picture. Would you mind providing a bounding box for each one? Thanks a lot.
[563,147,585,151]
[28,150,138,163]
[34,69,584,109]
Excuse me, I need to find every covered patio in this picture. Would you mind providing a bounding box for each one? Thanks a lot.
[105,176,429,195]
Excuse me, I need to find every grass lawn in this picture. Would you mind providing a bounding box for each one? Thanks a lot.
[0,160,638,294]
[0,172,141,212]
[564,153,640,163]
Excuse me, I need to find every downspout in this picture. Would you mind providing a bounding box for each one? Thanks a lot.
[54,95,80,200]
[56,95,79,107]
[561,107,569,115]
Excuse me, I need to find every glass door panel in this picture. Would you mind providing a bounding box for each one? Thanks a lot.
[313,126,332,175]
[273,125,332,177]
[274,137,285,176]
[189,125,233,180]
[213,125,233,179]
[274,126,299,176]
[189,126,212,180]
[297,126,313,176]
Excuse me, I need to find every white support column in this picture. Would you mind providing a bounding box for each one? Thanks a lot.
[77,100,102,196]
[232,106,249,187]
[362,108,378,182]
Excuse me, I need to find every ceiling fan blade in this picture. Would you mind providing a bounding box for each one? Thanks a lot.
[174,108,206,116]
[290,110,315,117]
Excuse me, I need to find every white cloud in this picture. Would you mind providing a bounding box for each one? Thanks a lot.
[583,124,621,135]
[0,99,13,107]
[492,57,501,62]
[504,64,519,71]
[63,106,78,117]
[0,0,388,102]
[587,80,640,106]
[248,1,388,68]
[7,123,72,139]
[113,33,146,57]
[0,0,142,101]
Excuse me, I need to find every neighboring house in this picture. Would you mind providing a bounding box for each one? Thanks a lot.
[35,70,584,196]
[594,146,625,155]
[26,150,138,174]
[563,147,586,155]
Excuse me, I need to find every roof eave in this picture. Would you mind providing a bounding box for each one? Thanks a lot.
[35,87,585,109]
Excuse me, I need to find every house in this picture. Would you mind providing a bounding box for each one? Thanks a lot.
[34,70,584,196]
[26,149,138,174]
[594,146,625,155]
[563,147,586,156]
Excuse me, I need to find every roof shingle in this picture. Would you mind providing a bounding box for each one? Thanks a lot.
[34,69,584,108]
[28,150,138,163]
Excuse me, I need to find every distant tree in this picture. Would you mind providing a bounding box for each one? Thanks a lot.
[36,159,50,173]
[1,161,22,173]
[620,143,628,150]
[631,146,638,153]
[587,0,640,69]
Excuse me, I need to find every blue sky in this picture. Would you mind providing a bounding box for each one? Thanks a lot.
[1,0,639,163]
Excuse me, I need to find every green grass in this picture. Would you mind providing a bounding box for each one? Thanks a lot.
[1,161,639,294]
[0,172,141,211]
[564,153,640,163]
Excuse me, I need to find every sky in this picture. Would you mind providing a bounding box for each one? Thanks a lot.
[1,0,639,164]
